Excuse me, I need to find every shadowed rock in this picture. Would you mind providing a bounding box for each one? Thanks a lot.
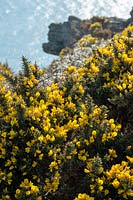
[42,16,84,55]
[42,8,132,55]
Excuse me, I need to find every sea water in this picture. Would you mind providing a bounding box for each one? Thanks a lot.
[0,0,132,72]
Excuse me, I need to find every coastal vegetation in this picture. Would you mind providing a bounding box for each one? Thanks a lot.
[0,25,133,200]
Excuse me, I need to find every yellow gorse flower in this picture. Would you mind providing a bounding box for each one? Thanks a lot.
[0,26,132,200]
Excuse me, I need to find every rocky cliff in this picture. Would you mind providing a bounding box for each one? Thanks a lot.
[42,8,133,55]
[42,16,84,55]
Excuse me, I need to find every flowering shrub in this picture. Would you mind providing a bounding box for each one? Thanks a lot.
[87,25,133,137]
[0,26,133,200]
[89,17,112,39]
[78,35,98,48]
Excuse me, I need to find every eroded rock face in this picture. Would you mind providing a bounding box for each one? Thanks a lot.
[42,16,84,55]
[42,8,132,55]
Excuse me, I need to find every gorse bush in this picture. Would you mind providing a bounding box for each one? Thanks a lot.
[0,26,133,200]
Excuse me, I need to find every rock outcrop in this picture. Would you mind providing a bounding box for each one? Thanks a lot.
[42,8,133,55]
[42,16,84,55]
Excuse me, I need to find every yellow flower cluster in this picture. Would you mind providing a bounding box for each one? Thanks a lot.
[106,161,133,199]
[100,26,133,94]
[90,22,102,30]
[74,193,94,200]
[44,171,60,192]
[15,179,40,199]
[102,119,121,143]
[0,26,133,200]
[79,35,98,47]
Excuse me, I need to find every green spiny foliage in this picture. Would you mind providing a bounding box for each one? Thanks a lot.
[0,26,133,200]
